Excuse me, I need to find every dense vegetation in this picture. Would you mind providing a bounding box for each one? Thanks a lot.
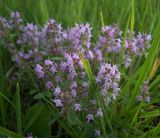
[0,0,160,138]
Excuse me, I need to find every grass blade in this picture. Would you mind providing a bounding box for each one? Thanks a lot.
[15,83,22,134]
[0,91,16,108]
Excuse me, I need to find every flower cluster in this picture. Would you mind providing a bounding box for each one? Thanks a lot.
[0,12,67,66]
[9,11,23,29]
[0,11,152,137]
[34,51,120,136]
[40,19,67,54]
[96,63,120,104]
[96,25,122,53]
[124,32,151,67]
[68,23,92,51]
[96,25,151,67]
[0,12,151,69]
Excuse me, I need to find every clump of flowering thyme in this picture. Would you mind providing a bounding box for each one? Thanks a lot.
[0,11,152,137]
[0,12,67,66]
[96,25,151,68]
[96,25,122,53]
[34,49,121,137]
[40,19,67,55]
[0,12,151,69]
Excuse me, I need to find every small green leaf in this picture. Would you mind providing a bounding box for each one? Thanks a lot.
[67,108,81,125]
[23,102,44,133]
[0,126,24,138]
[25,102,51,138]
[33,92,52,99]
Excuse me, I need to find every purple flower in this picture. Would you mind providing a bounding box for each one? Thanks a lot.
[49,19,56,24]
[137,81,150,103]
[74,103,81,111]
[112,39,121,53]
[60,62,67,71]
[56,76,62,83]
[95,49,103,61]
[72,53,79,60]
[45,59,53,66]
[50,65,57,74]
[86,114,94,122]
[96,63,120,103]
[26,133,34,138]
[45,81,53,89]
[146,34,151,41]
[125,40,129,49]
[96,108,103,118]
[87,50,94,60]
[35,64,43,72]
[37,71,44,78]
[70,81,77,89]
[64,53,73,64]
[99,36,106,44]
[54,87,61,96]
[102,25,116,38]
[95,129,101,137]
[9,11,23,28]
[11,11,20,18]
[34,64,44,78]
[78,60,83,69]
[137,95,143,101]
[125,57,132,68]
[41,18,67,49]
[82,81,89,88]
[53,99,62,107]
[68,23,92,50]
[68,65,77,80]
[71,89,77,97]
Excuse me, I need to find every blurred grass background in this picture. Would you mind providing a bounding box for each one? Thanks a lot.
[0,0,159,33]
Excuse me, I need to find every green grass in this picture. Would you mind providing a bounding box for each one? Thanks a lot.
[0,0,160,137]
